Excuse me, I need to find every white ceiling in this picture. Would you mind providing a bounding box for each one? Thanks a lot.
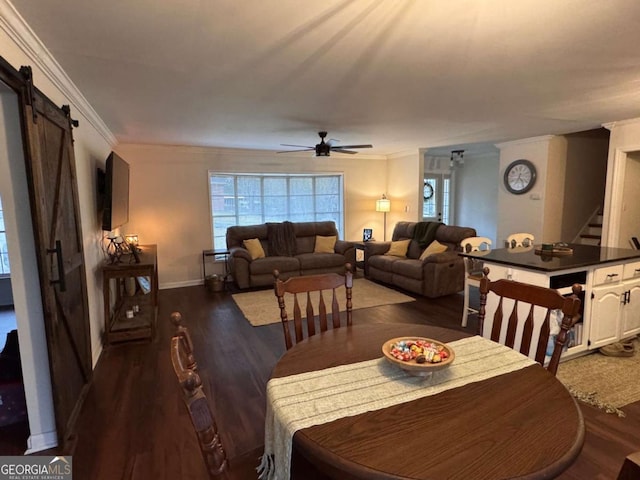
[9,0,640,156]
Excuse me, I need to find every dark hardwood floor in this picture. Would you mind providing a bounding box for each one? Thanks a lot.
[14,281,640,478]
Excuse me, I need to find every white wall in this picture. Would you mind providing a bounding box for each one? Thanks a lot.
[603,117,640,247]
[496,136,553,245]
[387,151,422,231]
[115,144,390,288]
[0,9,114,451]
[542,136,568,243]
[454,150,500,243]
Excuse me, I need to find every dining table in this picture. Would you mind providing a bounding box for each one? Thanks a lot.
[262,323,585,480]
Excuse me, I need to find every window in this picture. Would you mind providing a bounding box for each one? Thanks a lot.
[0,196,9,275]
[209,173,344,249]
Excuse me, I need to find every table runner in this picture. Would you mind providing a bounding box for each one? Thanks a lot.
[258,335,536,480]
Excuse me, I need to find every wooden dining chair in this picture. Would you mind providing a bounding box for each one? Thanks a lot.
[477,267,582,375]
[274,264,353,350]
[460,236,492,327]
[506,232,535,248]
[170,311,197,371]
[171,334,265,479]
[617,451,640,479]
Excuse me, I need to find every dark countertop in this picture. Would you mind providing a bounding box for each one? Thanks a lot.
[460,243,640,272]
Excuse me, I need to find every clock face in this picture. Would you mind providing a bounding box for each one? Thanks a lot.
[504,159,536,194]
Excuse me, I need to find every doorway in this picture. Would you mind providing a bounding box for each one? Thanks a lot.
[0,86,35,453]
[423,173,452,224]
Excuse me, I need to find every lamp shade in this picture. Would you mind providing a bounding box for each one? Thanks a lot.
[376,198,390,213]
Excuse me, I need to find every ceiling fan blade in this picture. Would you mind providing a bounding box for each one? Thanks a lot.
[332,144,373,149]
[280,143,313,148]
[277,148,315,153]
[331,148,358,154]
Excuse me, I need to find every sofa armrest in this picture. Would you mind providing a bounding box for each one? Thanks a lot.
[228,246,253,289]
[229,246,252,262]
[334,240,352,255]
[421,250,461,264]
[364,241,391,257]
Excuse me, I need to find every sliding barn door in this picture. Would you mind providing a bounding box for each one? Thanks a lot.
[18,66,92,451]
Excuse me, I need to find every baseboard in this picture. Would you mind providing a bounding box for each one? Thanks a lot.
[25,430,58,454]
[160,279,202,290]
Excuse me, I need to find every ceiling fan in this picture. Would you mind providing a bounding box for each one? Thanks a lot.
[278,131,373,156]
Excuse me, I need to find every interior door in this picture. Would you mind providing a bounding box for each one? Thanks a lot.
[18,67,92,451]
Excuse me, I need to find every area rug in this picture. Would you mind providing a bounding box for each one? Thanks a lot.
[556,338,640,417]
[232,278,415,327]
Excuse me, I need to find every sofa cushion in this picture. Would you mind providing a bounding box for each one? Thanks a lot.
[392,258,424,280]
[419,240,448,260]
[250,256,299,276]
[385,239,411,257]
[368,253,401,272]
[314,235,337,253]
[226,223,268,249]
[294,221,340,253]
[391,222,416,240]
[297,252,345,270]
[435,224,477,251]
[243,238,266,260]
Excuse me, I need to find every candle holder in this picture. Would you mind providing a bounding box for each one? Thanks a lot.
[106,236,127,264]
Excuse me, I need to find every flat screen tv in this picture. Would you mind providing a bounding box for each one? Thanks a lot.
[98,151,130,232]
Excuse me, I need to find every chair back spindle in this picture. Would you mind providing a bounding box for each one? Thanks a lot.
[274,265,353,350]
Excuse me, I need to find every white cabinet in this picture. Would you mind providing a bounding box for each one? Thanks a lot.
[621,277,640,338]
[590,283,625,349]
[589,263,640,348]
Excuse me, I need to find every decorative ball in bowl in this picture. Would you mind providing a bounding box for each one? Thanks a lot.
[382,337,455,377]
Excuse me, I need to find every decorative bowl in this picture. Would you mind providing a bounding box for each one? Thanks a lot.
[382,337,455,377]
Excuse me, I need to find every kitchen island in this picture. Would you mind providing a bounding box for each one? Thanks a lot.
[461,244,640,359]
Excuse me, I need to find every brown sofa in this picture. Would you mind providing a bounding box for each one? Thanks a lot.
[226,221,355,289]
[364,222,476,298]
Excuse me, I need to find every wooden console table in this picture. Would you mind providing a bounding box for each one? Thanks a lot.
[102,244,158,345]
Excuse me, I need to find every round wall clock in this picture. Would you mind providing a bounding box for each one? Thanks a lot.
[423,180,434,200]
[504,159,537,195]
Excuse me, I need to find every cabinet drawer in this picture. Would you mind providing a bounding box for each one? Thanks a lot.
[593,264,623,286]
[623,261,640,280]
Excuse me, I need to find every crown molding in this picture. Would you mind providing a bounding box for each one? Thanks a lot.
[0,0,116,145]
[602,117,640,131]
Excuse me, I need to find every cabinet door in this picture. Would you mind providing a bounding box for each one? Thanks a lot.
[621,278,640,338]
[590,283,625,349]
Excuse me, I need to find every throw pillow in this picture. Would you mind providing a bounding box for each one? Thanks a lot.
[419,239,448,260]
[314,235,337,253]
[243,238,265,260]
[384,239,411,257]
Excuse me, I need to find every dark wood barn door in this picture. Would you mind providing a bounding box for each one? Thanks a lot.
[18,66,92,451]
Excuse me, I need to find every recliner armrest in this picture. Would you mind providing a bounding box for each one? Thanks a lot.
[421,251,461,264]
